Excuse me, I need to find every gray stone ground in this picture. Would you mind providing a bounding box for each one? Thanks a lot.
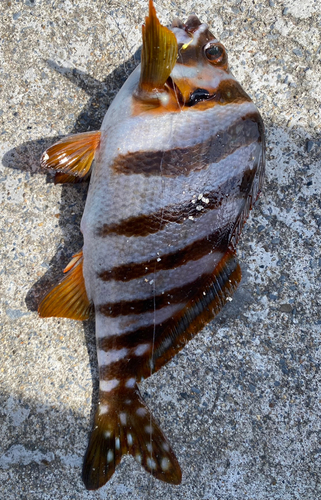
[0,0,321,498]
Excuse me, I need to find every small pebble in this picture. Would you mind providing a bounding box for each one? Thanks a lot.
[280,304,292,313]
[293,48,303,57]
[306,140,314,153]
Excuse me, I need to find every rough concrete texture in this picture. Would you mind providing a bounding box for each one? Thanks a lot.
[0,0,321,498]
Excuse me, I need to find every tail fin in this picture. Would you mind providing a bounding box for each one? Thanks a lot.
[82,386,181,490]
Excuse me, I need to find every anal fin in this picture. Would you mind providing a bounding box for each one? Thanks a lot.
[151,251,242,373]
[38,250,92,320]
[41,131,100,179]
[82,385,181,490]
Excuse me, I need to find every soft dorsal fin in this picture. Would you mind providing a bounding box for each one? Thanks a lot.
[38,250,92,320]
[99,251,241,378]
[41,131,100,179]
[150,251,242,374]
[139,0,177,93]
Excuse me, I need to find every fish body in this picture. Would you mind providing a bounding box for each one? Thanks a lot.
[39,1,265,490]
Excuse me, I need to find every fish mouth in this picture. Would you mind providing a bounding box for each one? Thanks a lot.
[171,14,202,34]
[166,75,216,107]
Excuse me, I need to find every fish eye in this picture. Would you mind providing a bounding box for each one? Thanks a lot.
[205,43,224,64]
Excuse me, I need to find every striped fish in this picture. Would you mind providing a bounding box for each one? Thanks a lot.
[38,0,265,490]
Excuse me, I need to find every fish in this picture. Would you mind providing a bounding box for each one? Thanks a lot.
[38,0,265,490]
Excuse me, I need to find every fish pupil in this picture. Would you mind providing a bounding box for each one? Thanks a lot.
[205,44,223,61]
[188,88,211,106]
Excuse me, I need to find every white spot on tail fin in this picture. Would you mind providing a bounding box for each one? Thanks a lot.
[115,437,120,450]
[120,413,127,425]
[125,377,136,388]
[100,379,119,392]
[162,442,170,452]
[145,425,153,434]
[104,430,111,438]
[136,407,147,417]
[161,457,170,471]
[147,457,157,470]
[134,343,150,356]
[107,450,114,463]
[127,433,133,446]
[99,404,109,415]
[146,443,152,453]
[98,348,128,366]
[135,453,142,463]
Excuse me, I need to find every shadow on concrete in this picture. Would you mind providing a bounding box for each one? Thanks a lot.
[1,51,141,448]
[3,48,142,305]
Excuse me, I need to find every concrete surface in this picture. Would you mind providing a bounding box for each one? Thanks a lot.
[1,0,321,499]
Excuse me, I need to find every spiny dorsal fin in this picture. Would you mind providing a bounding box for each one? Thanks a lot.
[41,131,100,178]
[38,250,92,320]
[139,0,177,93]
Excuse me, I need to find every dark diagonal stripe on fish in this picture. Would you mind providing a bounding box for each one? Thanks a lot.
[98,253,240,376]
[112,111,261,178]
[98,222,232,283]
[98,272,211,317]
[97,167,257,238]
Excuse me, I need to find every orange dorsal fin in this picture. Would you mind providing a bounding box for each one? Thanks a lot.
[41,131,100,178]
[38,250,92,320]
[139,0,177,93]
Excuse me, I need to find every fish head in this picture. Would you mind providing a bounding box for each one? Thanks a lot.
[170,15,232,107]
[135,1,249,113]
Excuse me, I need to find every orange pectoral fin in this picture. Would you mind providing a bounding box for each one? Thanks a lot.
[38,250,92,320]
[54,172,90,184]
[41,131,100,179]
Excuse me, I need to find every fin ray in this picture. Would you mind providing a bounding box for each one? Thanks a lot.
[82,386,181,490]
[41,131,100,178]
[230,117,265,248]
[139,0,177,93]
[54,172,90,184]
[149,251,242,374]
[38,250,92,320]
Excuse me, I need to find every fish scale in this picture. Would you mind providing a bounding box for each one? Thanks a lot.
[38,0,265,490]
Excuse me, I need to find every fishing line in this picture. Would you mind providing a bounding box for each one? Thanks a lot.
[148,4,183,495]
[147,146,165,498]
